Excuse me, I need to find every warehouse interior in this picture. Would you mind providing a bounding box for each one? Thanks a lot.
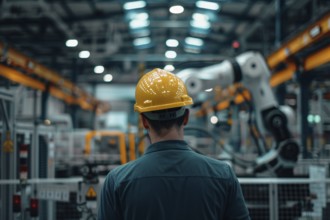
[0,0,330,219]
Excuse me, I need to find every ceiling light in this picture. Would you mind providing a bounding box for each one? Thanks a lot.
[185,37,204,46]
[134,12,149,20]
[66,39,78,47]
[165,50,177,59]
[94,65,105,74]
[210,116,218,124]
[190,20,211,29]
[192,13,209,21]
[196,1,220,11]
[184,47,201,54]
[103,74,113,82]
[129,19,150,29]
[164,64,175,72]
[123,1,146,10]
[127,11,149,20]
[166,39,179,47]
[79,50,90,59]
[169,5,184,14]
[133,37,151,46]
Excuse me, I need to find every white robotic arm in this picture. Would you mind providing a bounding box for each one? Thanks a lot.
[182,52,277,110]
[179,51,300,177]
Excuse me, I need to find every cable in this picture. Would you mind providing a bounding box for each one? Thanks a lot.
[184,126,256,168]
[135,126,277,174]
[236,86,269,155]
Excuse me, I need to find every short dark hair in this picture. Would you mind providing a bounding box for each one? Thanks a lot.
[143,108,187,135]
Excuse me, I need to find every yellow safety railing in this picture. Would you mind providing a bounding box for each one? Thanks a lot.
[84,130,137,164]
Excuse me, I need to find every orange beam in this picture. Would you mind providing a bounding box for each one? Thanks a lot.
[0,42,102,112]
[304,44,330,71]
[0,44,27,68]
[0,64,45,91]
[267,12,330,69]
[215,90,251,111]
[0,64,83,105]
[0,42,74,90]
[33,64,74,90]
[196,89,252,114]
[49,87,76,105]
[270,62,297,87]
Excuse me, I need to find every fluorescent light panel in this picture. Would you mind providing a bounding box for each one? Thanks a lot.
[133,37,151,46]
[128,12,149,20]
[196,1,220,10]
[165,50,177,59]
[79,50,90,59]
[103,74,113,82]
[94,65,104,74]
[66,39,78,47]
[190,20,211,29]
[123,1,146,10]
[169,5,184,14]
[166,39,179,47]
[192,13,209,21]
[185,37,204,46]
[129,19,150,29]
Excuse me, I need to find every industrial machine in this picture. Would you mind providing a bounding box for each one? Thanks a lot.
[178,51,300,177]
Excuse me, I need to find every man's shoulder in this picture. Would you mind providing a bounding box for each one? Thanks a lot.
[195,151,230,166]
[107,157,144,182]
[193,153,234,179]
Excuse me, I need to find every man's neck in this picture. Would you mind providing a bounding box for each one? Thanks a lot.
[149,127,184,144]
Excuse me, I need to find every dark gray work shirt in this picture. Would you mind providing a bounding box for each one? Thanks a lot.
[98,140,250,220]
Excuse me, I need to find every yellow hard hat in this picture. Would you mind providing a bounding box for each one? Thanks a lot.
[134,68,193,113]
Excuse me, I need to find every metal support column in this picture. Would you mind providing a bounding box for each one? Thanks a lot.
[275,0,285,47]
[299,75,312,158]
[90,83,96,130]
[31,89,39,179]
[0,89,16,220]
[71,58,78,129]
[269,183,279,220]
[41,83,50,121]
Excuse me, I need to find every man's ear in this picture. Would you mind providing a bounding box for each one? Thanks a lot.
[141,114,150,129]
[183,109,190,126]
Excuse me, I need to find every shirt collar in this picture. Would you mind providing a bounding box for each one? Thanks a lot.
[144,140,192,154]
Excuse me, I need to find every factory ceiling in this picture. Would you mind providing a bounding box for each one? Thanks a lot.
[0,0,329,85]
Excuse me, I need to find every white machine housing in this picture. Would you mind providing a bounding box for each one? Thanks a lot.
[178,51,300,177]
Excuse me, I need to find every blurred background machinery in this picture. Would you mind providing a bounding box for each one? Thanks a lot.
[1,0,330,220]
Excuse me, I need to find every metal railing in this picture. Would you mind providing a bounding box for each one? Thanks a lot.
[239,178,330,220]
[1,177,329,220]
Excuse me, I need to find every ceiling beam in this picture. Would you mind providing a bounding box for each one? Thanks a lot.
[63,4,255,24]
[99,53,230,62]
